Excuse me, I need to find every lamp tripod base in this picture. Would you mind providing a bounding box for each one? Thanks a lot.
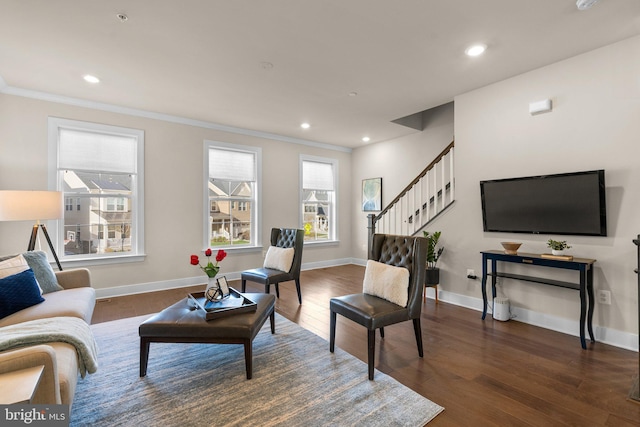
[28,223,63,271]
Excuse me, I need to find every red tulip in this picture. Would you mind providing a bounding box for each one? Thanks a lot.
[204,248,212,257]
[190,255,199,265]
[216,249,227,262]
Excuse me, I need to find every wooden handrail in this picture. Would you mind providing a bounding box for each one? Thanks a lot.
[373,140,454,221]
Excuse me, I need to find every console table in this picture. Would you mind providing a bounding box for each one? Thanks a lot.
[480,250,596,349]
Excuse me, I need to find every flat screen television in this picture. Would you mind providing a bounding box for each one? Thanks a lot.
[480,170,607,236]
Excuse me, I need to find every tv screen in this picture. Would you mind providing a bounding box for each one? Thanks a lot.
[480,170,606,236]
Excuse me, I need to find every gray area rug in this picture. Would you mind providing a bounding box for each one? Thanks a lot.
[71,312,443,426]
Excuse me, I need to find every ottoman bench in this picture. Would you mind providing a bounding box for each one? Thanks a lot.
[139,292,276,379]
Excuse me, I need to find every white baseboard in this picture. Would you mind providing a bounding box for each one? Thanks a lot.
[95,259,638,352]
[94,258,356,299]
[436,289,639,352]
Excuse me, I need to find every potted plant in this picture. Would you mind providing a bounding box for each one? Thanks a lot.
[423,231,444,285]
[547,239,571,255]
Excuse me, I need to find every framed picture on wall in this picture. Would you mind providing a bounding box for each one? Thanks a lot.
[362,177,382,212]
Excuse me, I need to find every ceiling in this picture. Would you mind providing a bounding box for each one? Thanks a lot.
[1,0,639,149]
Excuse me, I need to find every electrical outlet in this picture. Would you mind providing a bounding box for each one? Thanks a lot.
[466,269,475,279]
[597,290,611,305]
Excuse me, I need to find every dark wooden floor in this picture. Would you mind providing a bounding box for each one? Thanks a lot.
[92,264,640,426]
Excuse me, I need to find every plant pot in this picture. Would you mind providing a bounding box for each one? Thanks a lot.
[425,268,440,285]
[551,249,564,256]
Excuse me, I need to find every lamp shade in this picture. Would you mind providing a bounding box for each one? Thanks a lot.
[0,191,63,222]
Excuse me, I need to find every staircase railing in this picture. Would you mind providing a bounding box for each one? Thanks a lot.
[367,141,455,252]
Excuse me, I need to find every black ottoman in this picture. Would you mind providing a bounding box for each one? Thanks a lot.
[139,292,276,379]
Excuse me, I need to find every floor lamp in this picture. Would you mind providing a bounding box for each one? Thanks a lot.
[0,190,64,270]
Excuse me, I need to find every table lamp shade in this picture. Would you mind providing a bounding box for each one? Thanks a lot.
[0,191,63,222]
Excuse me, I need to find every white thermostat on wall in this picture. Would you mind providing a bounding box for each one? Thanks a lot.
[529,99,553,115]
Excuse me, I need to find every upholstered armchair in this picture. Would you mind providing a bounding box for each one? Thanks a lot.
[330,233,427,380]
[241,228,304,304]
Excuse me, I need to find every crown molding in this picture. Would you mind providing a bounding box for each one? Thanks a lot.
[0,79,352,154]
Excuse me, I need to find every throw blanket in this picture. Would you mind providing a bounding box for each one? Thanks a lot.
[0,317,98,378]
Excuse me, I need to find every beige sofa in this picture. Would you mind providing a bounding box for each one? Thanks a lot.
[0,268,96,407]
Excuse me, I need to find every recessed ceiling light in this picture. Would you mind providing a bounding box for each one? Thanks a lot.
[116,13,128,22]
[300,122,310,129]
[348,91,358,97]
[465,44,487,57]
[362,137,370,143]
[83,75,100,84]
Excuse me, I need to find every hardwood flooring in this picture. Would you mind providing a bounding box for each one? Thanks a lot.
[92,264,640,426]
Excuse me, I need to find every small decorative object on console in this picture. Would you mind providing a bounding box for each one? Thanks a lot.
[547,239,571,255]
[501,242,522,255]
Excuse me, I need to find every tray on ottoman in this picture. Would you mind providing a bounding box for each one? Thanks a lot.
[188,287,257,320]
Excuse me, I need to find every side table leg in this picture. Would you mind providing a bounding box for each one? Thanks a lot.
[140,338,150,377]
[481,256,488,320]
[586,267,595,342]
[579,272,587,349]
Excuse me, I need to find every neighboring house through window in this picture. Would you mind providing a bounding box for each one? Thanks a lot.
[300,155,337,243]
[205,141,261,249]
[48,118,144,261]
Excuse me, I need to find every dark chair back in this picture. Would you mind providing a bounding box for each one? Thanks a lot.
[271,228,304,276]
[330,233,428,379]
[241,227,304,304]
[370,233,427,319]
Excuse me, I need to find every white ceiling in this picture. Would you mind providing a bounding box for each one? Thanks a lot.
[1,0,639,149]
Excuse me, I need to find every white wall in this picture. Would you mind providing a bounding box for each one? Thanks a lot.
[352,35,640,348]
[351,102,455,258]
[0,94,353,293]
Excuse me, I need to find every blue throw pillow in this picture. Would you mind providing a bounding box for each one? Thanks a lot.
[0,269,45,319]
[22,251,63,293]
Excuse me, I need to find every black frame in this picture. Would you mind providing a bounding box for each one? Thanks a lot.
[480,170,607,236]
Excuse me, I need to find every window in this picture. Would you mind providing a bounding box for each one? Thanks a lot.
[48,118,144,261]
[300,156,337,242]
[106,197,126,212]
[204,141,261,249]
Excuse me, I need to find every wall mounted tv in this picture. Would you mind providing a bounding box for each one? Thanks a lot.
[480,170,607,236]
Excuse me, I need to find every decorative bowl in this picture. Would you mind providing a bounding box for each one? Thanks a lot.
[501,242,522,255]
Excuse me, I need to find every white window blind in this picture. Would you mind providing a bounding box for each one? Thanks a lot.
[303,160,334,191]
[209,148,256,182]
[58,129,137,173]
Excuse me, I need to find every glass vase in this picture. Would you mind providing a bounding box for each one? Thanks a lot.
[205,276,221,302]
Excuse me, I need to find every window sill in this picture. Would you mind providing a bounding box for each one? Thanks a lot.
[59,254,146,269]
[303,239,340,247]
[209,246,263,254]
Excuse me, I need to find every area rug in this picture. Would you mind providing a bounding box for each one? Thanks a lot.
[71,313,443,426]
